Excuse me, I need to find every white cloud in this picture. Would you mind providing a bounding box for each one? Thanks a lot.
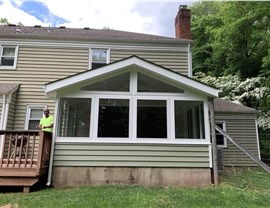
[1,0,197,36]
[0,0,43,25]
[41,0,155,34]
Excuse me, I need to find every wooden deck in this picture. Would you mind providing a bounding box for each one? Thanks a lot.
[0,130,52,193]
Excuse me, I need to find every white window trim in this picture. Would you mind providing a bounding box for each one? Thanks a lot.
[24,105,44,130]
[216,121,227,148]
[89,48,110,69]
[0,45,19,70]
[56,71,211,144]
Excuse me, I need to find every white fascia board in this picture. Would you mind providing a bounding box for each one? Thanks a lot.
[45,56,219,98]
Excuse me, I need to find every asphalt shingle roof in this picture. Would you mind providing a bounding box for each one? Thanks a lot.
[214,98,257,113]
[0,83,20,94]
[0,25,185,42]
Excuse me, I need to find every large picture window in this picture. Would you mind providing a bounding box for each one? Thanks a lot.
[98,99,129,138]
[174,101,205,139]
[59,98,91,137]
[137,100,167,138]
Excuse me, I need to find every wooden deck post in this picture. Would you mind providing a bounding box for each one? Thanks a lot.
[23,186,30,193]
[209,99,218,186]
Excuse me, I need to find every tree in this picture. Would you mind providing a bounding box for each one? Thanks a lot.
[191,1,270,79]
[191,1,223,75]
[0,18,23,26]
[0,18,9,25]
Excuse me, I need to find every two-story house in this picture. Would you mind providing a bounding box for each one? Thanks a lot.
[0,6,261,191]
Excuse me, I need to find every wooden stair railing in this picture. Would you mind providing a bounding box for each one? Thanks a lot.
[0,130,52,192]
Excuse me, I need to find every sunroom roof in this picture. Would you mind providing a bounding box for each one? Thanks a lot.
[44,56,219,98]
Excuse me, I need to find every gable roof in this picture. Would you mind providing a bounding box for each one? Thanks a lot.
[214,98,257,113]
[0,25,192,43]
[44,55,219,98]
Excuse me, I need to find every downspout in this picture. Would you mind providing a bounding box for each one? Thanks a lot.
[209,99,218,186]
[46,101,58,186]
[0,94,6,158]
[0,94,6,130]
[255,119,261,160]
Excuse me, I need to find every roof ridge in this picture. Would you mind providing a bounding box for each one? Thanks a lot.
[0,24,192,42]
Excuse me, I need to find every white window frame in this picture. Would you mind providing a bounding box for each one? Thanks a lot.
[89,48,110,69]
[56,70,211,144]
[24,105,44,130]
[215,121,227,148]
[0,45,19,70]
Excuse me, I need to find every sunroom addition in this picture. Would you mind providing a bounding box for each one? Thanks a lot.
[57,70,207,143]
[45,56,218,144]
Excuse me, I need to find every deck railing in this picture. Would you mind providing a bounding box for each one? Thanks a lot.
[0,130,52,190]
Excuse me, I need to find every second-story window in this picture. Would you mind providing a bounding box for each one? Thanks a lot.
[0,45,18,69]
[90,49,109,69]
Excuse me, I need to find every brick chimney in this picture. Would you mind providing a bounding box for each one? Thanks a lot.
[175,5,191,39]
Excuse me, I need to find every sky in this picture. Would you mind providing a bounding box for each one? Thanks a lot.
[0,0,198,37]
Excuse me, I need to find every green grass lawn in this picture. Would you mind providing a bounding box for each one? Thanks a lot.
[0,168,269,208]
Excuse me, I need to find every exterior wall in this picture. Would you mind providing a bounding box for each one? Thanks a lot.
[6,91,18,130]
[0,45,89,129]
[52,167,211,188]
[53,143,210,167]
[0,101,2,126]
[110,48,188,75]
[52,143,211,188]
[215,113,259,166]
[0,42,189,130]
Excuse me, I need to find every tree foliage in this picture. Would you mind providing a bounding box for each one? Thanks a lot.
[191,1,270,79]
[194,73,270,130]
[0,18,9,25]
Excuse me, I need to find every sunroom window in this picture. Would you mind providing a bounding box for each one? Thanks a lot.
[81,72,130,91]
[137,100,167,138]
[98,99,129,138]
[174,101,205,139]
[59,98,91,137]
[137,72,184,93]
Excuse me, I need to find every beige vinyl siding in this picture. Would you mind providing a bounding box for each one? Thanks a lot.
[0,43,189,130]
[0,101,2,124]
[6,91,18,130]
[53,143,210,167]
[111,49,189,75]
[0,45,89,129]
[216,113,259,166]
